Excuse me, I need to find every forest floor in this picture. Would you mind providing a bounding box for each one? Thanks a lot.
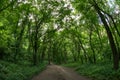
[32,64,90,80]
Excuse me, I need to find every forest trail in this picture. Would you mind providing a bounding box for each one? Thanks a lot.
[32,64,90,80]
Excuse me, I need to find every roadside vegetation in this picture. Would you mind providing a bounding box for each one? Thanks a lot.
[0,60,47,80]
[63,62,120,80]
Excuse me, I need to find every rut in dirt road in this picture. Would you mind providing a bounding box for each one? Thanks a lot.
[32,65,90,80]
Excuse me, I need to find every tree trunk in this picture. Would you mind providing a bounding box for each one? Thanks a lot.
[89,27,96,63]
[93,0,119,70]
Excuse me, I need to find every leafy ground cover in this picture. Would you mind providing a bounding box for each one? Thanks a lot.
[63,62,120,80]
[0,60,47,80]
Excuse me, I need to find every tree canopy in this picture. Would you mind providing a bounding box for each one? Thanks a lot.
[0,0,120,71]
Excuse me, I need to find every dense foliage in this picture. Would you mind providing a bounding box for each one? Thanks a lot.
[0,0,120,80]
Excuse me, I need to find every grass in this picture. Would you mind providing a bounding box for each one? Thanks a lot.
[63,62,120,80]
[0,60,47,80]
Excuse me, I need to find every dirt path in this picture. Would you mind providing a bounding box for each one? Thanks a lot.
[32,64,90,80]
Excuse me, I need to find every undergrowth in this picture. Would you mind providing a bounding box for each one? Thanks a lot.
[0,60,47,80]
[63,62,120,80]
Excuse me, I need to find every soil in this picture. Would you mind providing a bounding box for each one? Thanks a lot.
[32,64,90,80]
